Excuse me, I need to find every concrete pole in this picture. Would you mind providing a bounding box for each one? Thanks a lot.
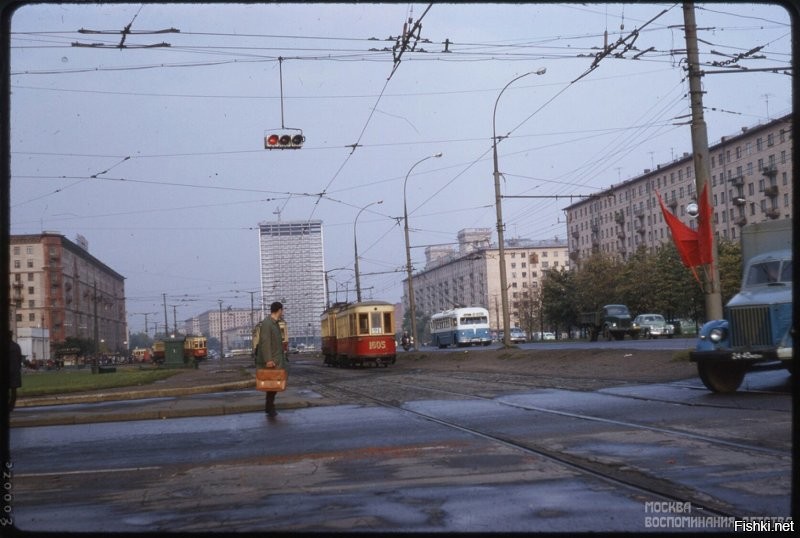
[683,2,723,320]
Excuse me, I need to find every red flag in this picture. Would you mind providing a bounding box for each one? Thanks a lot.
[657,189,702,267]
[696,183,713,265]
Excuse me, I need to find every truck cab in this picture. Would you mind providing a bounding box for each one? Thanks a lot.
[691,219,793,392]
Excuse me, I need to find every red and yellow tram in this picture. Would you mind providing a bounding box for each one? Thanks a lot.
[321,300,396,367]
[185,335,208,360]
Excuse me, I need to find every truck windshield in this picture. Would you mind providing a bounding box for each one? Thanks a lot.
[747,260,791,285]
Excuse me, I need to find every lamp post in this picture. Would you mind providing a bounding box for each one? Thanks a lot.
[492,68,546,348]
[354,200,383,302]
[403,152,443,351]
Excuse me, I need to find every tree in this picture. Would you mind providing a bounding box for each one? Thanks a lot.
[541,267,577,335]
[573,252,623,312]
[716,238,743,306]
[128,331,153,349]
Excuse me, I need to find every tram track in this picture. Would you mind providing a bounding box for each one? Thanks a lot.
[304,376,746,519]
[292,362,790,519]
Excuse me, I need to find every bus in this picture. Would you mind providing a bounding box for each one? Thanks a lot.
[430,307,492,348]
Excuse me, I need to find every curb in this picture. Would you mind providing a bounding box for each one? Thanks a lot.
[16,380,255,407]
[9,399,312,428]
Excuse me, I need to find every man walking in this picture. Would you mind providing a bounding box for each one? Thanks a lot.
[256,301,288,417]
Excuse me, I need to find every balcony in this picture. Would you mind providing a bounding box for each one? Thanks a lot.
[729,175,744,187]
[590,222,599,232]
[732,196,746,207]
[761,164,777,178]
[571,229,579,239]
[734,216,747,227]
[763,185,779,198]
[614,211,625,225]
[765,207,781,219]
[569,250,579,260]
[617,230,626,240]
[633,207,645,218]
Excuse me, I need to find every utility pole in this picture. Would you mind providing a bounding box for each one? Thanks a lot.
[683,2,723,320]
[162,293,169,338]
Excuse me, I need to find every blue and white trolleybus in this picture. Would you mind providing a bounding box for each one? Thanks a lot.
[430,307,492,348]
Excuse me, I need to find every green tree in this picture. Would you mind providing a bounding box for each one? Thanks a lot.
[541,267,577,335]
[717,238,743,306]
[573,252,623,312]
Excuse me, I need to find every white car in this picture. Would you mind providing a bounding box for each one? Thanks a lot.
[632,314,674,339]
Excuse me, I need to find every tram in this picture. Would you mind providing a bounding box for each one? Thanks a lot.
[151,335,208,363]
[321,300,397,367]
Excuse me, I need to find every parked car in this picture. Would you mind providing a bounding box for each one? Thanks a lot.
[531,332,556,341]
[509,328,527,343]
[632,314,674,339]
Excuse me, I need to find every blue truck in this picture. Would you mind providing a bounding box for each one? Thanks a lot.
[690,218,793,392]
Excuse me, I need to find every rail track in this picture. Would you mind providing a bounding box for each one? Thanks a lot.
[290,361,791,520]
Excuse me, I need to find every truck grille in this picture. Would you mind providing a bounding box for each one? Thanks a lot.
[728,306,772,348]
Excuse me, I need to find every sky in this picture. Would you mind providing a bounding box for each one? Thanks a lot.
[5,2,794,334]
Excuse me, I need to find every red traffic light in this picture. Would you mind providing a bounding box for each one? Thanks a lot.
[264,130,305,150]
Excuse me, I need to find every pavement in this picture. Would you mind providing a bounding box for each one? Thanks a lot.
[9,355,326,428]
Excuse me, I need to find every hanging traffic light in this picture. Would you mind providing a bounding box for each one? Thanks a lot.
[264,129,305,150]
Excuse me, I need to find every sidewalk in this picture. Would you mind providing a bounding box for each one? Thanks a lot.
[9,356,326,428]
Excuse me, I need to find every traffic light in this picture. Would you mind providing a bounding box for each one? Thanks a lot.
[264,130,305,150]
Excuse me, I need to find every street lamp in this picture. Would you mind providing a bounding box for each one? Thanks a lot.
[404,152,443,351]
[354,200,383,302]
[492,68,546,348]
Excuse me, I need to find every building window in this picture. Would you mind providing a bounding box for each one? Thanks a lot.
[29,313,36,322]
[13,246,20,255]
[26,260,33,268]
[28,286,34,294]
[767,133,774,146]
[756,137,763,151]
[14,260,20,269]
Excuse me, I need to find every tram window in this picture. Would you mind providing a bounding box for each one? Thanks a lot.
[358,313,369,335]
[370,312,382,334]
[383,312,392,333]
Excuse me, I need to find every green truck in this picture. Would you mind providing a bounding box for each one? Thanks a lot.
[579,304,641,341]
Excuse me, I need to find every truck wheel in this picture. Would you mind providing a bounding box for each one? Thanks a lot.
[697,362,745,393]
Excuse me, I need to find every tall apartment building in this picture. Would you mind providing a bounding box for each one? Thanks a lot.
[565,114,793,265]
[403,228,569,331]
[258,220,326,347]
[8,233,127,354]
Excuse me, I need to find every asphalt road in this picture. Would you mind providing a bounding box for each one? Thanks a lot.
[7,357,791,533]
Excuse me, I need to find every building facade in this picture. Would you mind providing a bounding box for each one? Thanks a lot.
[258,220,326,347]
[8,233,127,354]
[565,114,793,265]
[185,307,257,351]
[403,228,569,332]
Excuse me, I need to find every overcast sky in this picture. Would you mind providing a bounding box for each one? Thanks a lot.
[6,2,793,334]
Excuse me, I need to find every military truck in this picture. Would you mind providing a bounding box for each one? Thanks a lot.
[578,304,641,341]
[690,218,792,392]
